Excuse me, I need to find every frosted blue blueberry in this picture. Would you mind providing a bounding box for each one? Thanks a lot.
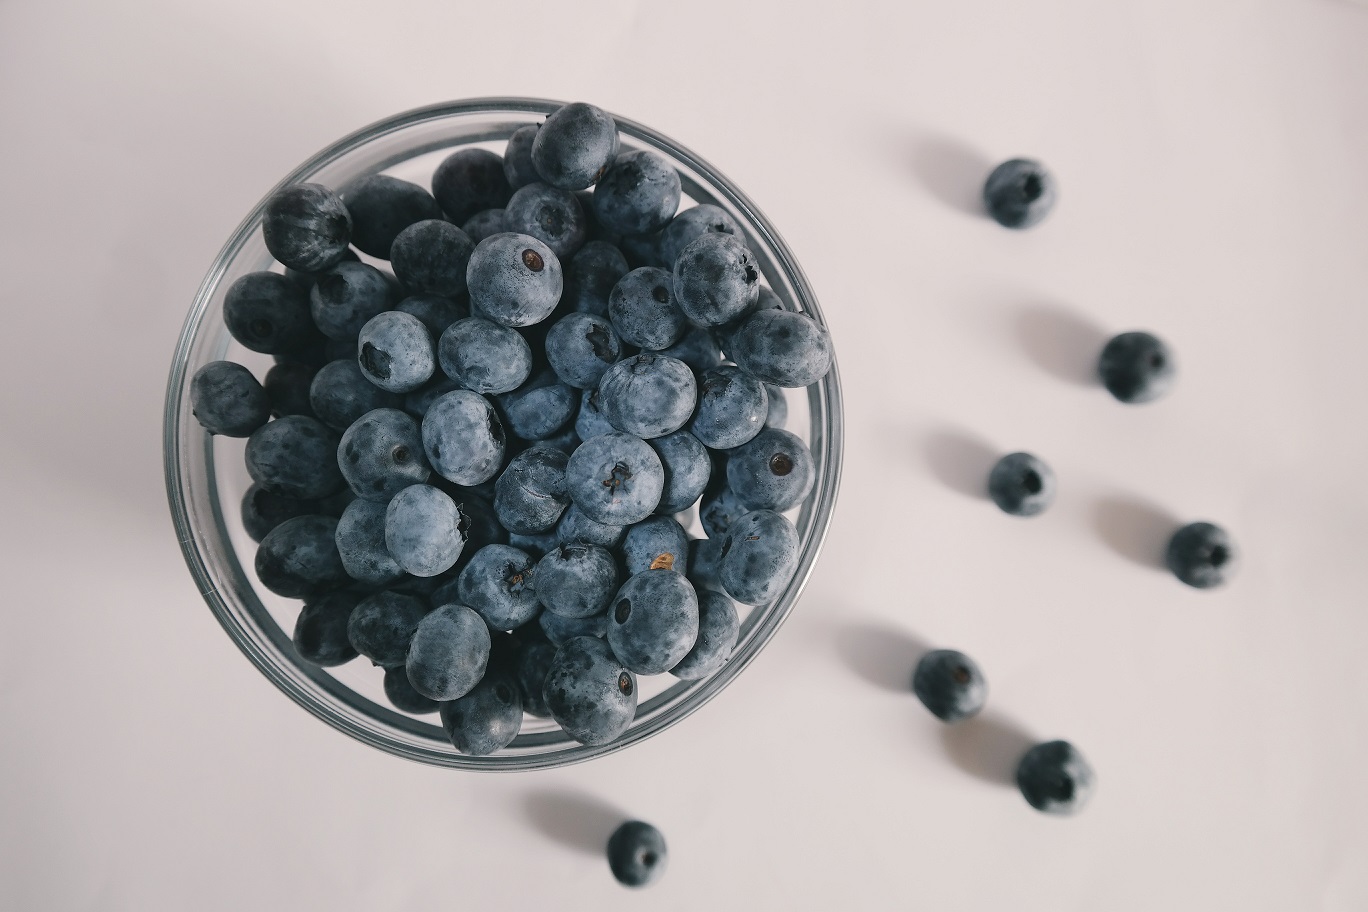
[246,415,344,500]
[607,570,699,675]
[699,482,749,539]
[262,183,352,273]
[466,232,562,328]
[686,536,724,594]
[357,311,435,394]
[556,504,627,550]
[495,370,577,441]
[607,821,668,888]
[421,390,506,486]
[658,203,743,268]
[660,327,722,375]
[223,271,315,355]
[406,603,490,701]
[309,358,402,431]
[255,515,347,598]
[337,408,430,501]
[241,484,314,543]
[565,431,664,525]
[438,316,533,395]
[340,173,444,258]
[1016,740,1094,815]
[1166,521,1236,589]
[729,309,833,388]
[535,543,619,619]
[987,452,1055,517]
[384,665,439,714]
[396,288,469,340]
[440,665,523,755]
[505,183,589,259]
[494,446,570,534]
[462,209,509,244]
[727,427,815,512]
[670,587,738,680]
[608,266,687,351]
[983,158,1057,229]
[508,529,560,560]
[432,147,512,225]
[718,509,799,605]
[453,544,541,630]
[543,636,637,745]
[502,124,540,190]
[540,611,608,646]
[292,590,361,666]
[672,233,759,328]
[531,102,619,191]
[1098,331,1175,404]
[190,361,270,437]
[912,650,988,722]
[597,353,697,440]
[310,261,395,341]
[403,375,461,420]
[592,150,681,236]
[385,484,467,577]
[575,387,616,440]
[347,590,427,667]
[690,366,767,450]
[621,515,689,577]
[389,220,475,298]
[335,498,406,586]
[564,240,629,317]
[546,312,621,389]
[648,430,710,515]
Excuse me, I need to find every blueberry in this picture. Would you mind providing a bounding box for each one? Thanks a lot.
[462,209,510,244]
[648,430,711,515]
[496,370,578,441]
[619,229,667,269]
[986,452,1055,517]
[606,821,667,887]
[575,387,616,441]
[533,423,582,458]
[356,311,435,395]
[713,284,783,357]
[440,664,523,755]
[403,374,461,419]
[531,102,619,191]
[292,589,362,666]
[540,611,609,646]
[246,415,344,499]
[493,446,570,534]
[466,232,563,328]
[543,636,637,745]
[672,234,760,328]
[556,504,627,550]
[763,383,788,428]
[606,570,699,674]
[605,266,687,351]
[396,294,469,340]
[340,174,445,258]
[505,183,589,259]
[451,543,541,630]
[502,124,540,190]
[912,649,987,722]
[1165,521,1236,589]
[699,480,749,539]
[535,543,619,619]
[309,261,395,341]
[338,408,430,501]
[592,150,682,236]
[347,590,427,667]
[514,638,558,717]
[404,603,490,700]
[190,360,270,437]
[1098,331,1175,404]
[389,220,475,298]
[438,316,533,395]
[726,427,815,512]
[384,665,439,714]
[660,327,723,375]
[335,498,407,586]
[686,536,724,593]
[255,514,348,597]
[241,483,315,543]
[263,361,317,418]
[541,312,619,391]
[421,390,506,486]
[223,271,315,355]
[442,493,508,568]
[262,183,352,273]
[983,159,1057,229]
[596,353,697,440]
[385,484,467,577]
[309,358,402,430]
[658,204,744,268]
[1016,740,1094,815]
[670,587,738,681]
[622,515,689,576]
[690,366,768,450]
[730,309,833,388]
[564,240,630,317]
[432,148,512,224]
[718,509,799,605]
[565,432,665,525]
[508,529,560,560]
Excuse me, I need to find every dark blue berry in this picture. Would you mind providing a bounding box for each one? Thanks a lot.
[440,664,523,755]
[670,587,738,680]
[357,311,435,394]
[536,543,619,618]
[309,261,395,341]
[292,589,361,666]
[263,361,317,418]
[912,649,987,722]
[608,266,687,351]
[384,665,439,714]
[438,316,533,395]
[532,423,582,458]
[340,174,444,258]
[619,229,667,269]
[556,504,627,550]
[347,590,427,667]
[566,432,664,525]
[496,370,577,441]
[462,209,509,244]
[987,452,1055,517]
[592,150,681,236]
[649,430,710,515]
[338,408,430,501]
[545,312,621,389]
[1165,521,1236,589]
[564,240,629,317]
[690,366,768,450]
[262,183,352,272]
[223,271,315,355]
[575,387,616,440]
[389,219,475,298]
[467,232,562,327]
[730,309,833,388]
[606,821,667,887]
[686,536,724,594]
[503,124,540,190]
[718,509,799,605]
[543,636,636,745]
[508,529,560,560]
[1016,740,1094,815]
[421,390,506,486]
[385,484,467,577]
[403,374,461,419]
[451,544,541,630]
[540,611,608,646]
[983,159,1057,229]
[505,183,589,259]
[1098,331,1175,404]
[494,446,570,534]
[190,361,269,437]
[597,353,697,440]
[255,514,347,597]
[532,103,619,190]
[622,515,689,576]
[335,498,406,586]
[309,358,402,430]
[658,204,744,267]
[699,481,749,539]
[515,638,558,717]
[432,148,512,224]
[727,427,814,512]
[396,293,469,339]
[660,327,723,375]
[241,483,315,543]
[246,415,344,499]
[672,234,759,327]
[406,603,490,700]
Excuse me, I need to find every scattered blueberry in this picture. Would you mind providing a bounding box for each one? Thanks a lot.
[494,446,570,534]
[432,148,512,224]
[1016,740,1095,815]
[502,124,540,190]
[1165,521,1236,589]
[388,220,475,298]
[495,370,578,441]
[729,309,833,388]
[309,358,402,430]
[223,271,315,355]
[727,427,815,512]
[292,589,362,666]
[622,515,689,577]
[438,316,533,395]
[672,233,759,327]
[658,204,744,267]
[384,665,439,714]
[462,209,510,244]
[556,504,627,550]
[309,261,395,341]
[987,452,1055,517]
[1098,331,1175,404]
[690,366,768,450]
[385,484,467,577]
[466,232,562,328]
[983,159,1057,229]
[246,415,345,499]
[912,650,987,722]
[540,610,609,646]
[546,312,622,389]
[452,543,541,630]
[405,603,490,701]
[592,150,682,236]
[263,361,317,418]
[597,353,697,440]
[505,183,589,259]
[337,408,430,501]
[255,514,348,598]
[340,174,445,258]
[648,430,711,515]
[565,431,665,525]
[347,590,427,668]
[536,543,619,618]
[421,390,506,486]
[531,102,619,191]
[606,821,667,888]
[440,664,523,755]
[190,361,270,437]
[670,587,738,680]
[718,509,799,605]
[262,183,352,273]
[564,240,630,317]
[608,266,688,351]
[335,498,406,586]
[607,570,699,675]
[543,636,637,745]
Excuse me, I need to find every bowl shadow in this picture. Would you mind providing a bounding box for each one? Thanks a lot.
[521,789,626,856]
[834,621,931,693]
[1011,303,1109,388]
[923,428,997,500]
[938,711,1036,787]
[1091,495,1180,571]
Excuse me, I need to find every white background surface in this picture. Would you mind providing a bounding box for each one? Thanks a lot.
[3,0,1368,908]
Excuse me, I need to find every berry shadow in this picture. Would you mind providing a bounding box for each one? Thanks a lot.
[922,428,997,500]
[1090,495,1180,571]
[1011,303,1109,388]
[834,621,931,693]
[938,711,1036,787]
[521,789,625,857]
[908,134,994,218]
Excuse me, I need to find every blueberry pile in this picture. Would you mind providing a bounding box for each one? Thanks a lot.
[191,102,834,755]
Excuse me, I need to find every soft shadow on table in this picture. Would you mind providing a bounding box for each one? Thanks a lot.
[1091,495,1179,571]
[909,134,994,217]
[939,711,1036,787]
[922,427,997,500]
[834,621,932,693]
[522,790,625,856]
[1011,303,1109,387]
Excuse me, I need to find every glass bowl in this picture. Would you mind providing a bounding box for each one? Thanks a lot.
[163,97,843,770]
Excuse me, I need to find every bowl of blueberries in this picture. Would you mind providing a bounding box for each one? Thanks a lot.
[164,97,842,770]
